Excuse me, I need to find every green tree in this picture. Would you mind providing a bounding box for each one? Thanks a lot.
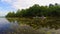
[6,12,15,17]
[6,3,60,17]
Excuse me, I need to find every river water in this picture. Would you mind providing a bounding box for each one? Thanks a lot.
[0,18,60,34]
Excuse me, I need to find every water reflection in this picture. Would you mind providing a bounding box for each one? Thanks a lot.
[0,18,60,34]
[5,18,60,34]
[0,18,43,34]
[6,18,60,29]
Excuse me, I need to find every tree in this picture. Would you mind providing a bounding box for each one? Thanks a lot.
[6,12,15,17]
[6,3,60,17]
[15,9,21,17]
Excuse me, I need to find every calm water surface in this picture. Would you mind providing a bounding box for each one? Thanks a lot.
[0,18,60,34]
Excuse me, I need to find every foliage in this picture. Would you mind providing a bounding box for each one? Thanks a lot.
[6,3,60,17]
[6,12,15,17]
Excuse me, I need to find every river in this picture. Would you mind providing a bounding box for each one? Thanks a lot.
[0,18,60,34]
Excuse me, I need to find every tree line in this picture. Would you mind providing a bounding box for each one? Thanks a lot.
[6,3,60,18]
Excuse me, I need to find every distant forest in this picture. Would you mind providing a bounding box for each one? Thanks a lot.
[6,3,60,18]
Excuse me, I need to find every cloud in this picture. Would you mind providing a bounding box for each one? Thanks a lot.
[1,0,60,9]
[11,0,34,9]
[1,0,12,3]
[0,7,12,16]
[0,11,8,16]
[0,0,60,16]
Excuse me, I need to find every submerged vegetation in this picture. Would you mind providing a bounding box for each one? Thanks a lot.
[6,3,60,18]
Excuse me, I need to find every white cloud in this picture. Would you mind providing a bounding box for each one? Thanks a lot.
[0,11,8,16]
[11,0,60,9]
[1,0,60,16]
[1,0,12,3]
[1,0,60,9]
[11,0,34,9]
[0,7,11,16]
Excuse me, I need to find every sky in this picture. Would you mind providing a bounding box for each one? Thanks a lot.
[0,0,60,16]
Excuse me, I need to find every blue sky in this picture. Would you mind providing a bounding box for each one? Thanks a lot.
[0,0,60,16]
[0,0,16,16]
